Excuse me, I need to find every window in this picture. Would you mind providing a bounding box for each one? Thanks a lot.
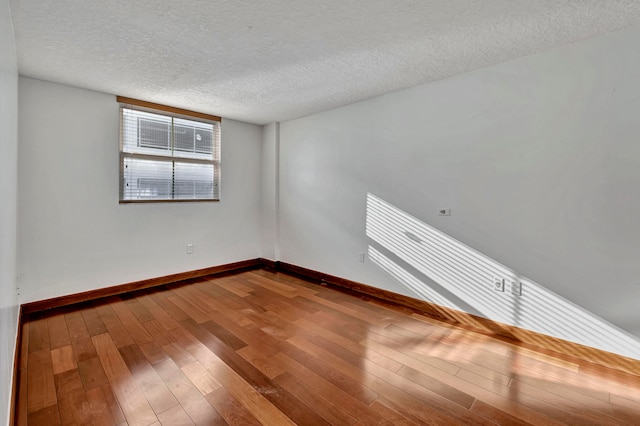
[118,97,221,202]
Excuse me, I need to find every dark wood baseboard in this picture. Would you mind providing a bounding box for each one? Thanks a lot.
[9,305,22,426]
[259,258,278,270]
[274,261,640,376]
[21,258,262,314]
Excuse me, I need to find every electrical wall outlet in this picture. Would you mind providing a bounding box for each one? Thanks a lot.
[187,244,193,254]
[359,252,365,262]
[493,277,505,292]
[438,208,452,216]
[508,280,522,296]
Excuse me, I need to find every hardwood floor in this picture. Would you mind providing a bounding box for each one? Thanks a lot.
[14,269,640,425]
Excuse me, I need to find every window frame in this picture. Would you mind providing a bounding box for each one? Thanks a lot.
[117,96,221,204]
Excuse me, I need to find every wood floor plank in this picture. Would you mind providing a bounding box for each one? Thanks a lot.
[401,358,592,425]
[47,313,71,349]
[57,387,92,425]
[289,331,496,424]
[28,315,50,353]
[181,361,223,395]
[167,294,211,324]
[470,399,537,426]
[152,357,225,425]
[16,367,28,426]
[362,334,461,376]
[27,403,61,426]
[173,284,218,315]
[274,371,358,425]
[50,344,76,375]
[507,377,626,425]
[204,361,297,426]
[254,310,300,341]
[81,306,109,336]
[509,372,615,411]
[182,318,330,425]
[281,338,379,405]
[168,327,225,372]
[250,286,320,315]
[145,303,182,331]
[86,384,126,426]
[294,317,404,372]
[65,313,98,362]
[124,298,155,323]
[246,274,304,298]
[78,356,110,390]
[204,387,261,426]
[426,338,597,401]
[202,319,247,351]
[207,309,282,356]
[193,283,256,327]
[27,349,57,413]
[86,385,122,426]
[237,345,285,379]
[368,399,420,426]
[118,343,180,416]
[142,319,176,347]
[272,351,394,425]
[138,340,169,365]
[92,333,158,426]
[148,291,191,322]
[54,369,84,400]
[162,342,198,367]
[212,277,253,298]
[302,292,394,327]
[156,404,195,425]
[94,303,136,349]
[110,300,155,345]
[19,320,30,370]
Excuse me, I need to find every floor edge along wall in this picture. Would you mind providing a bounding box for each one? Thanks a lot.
[9,305,22,426]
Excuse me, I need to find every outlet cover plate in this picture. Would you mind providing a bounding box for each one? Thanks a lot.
[508,280,522,296]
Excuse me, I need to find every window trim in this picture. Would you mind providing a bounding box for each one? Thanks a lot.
[116,96,221,122]
[118,97,221,204]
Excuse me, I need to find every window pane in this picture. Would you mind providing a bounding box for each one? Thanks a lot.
[174,123,195,153]
[173,162,215,199]
[195,127,213,154]
[174,117,213,157]
[122,157,173,200]
[139,118,170,150]
[122,109,171,155]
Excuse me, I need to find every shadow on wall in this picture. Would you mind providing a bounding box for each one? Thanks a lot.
[365,193,640,360]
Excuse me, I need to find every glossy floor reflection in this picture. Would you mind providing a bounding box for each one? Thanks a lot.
[16,269,640,425]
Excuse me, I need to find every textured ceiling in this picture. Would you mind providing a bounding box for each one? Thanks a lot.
[10,0,640,124]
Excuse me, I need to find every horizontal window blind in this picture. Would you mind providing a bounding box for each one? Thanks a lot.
[118,100,221,202]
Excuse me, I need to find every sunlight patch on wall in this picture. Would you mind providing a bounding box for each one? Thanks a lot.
[368,246,462,310]
[365,193,640,359]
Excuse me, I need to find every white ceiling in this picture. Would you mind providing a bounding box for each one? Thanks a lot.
[10,0,640,124]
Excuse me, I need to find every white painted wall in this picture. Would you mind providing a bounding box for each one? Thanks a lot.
[17,77,263,303]
[260,122,279,260]
[0,0,19,422]
[277,25,640,359]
